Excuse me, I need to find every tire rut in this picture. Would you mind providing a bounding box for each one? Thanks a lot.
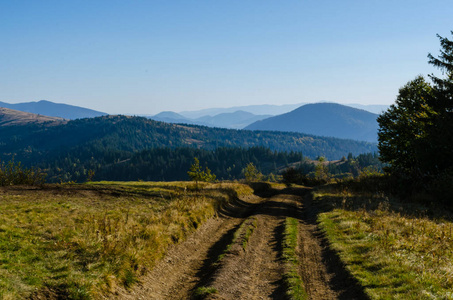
[203,194,299,300]
[298,192,370,300]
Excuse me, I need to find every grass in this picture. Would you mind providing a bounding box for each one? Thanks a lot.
[282,217,308,300]
[192,286,218,299]
[0,181,253,299]
[216,216,257,263]
[314,183,453,299]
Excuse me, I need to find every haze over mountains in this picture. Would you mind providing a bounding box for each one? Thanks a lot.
[179,103,389,118]
[0,100,386,142]
[150,110,272,129]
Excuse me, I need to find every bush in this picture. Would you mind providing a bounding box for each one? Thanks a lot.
[0,160,46,186]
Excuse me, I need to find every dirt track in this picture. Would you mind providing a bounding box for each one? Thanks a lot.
[113,187,369,300]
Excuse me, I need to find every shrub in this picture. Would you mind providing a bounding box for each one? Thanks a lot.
[0,160,46,186]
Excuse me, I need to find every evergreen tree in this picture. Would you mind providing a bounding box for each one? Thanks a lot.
[378,31,453,190]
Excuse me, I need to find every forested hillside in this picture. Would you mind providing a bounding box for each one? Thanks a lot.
[0,114,377,182]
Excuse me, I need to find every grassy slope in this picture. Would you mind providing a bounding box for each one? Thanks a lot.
[314,183,453,299]
[0,181,253,299]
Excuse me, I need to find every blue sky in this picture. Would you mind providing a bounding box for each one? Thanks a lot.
[1,1,452,114]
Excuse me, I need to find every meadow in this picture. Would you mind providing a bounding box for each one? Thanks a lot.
[0,181,252,299]
[314,182,453,299]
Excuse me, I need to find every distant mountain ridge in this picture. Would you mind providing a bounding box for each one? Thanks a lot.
[245,103,379,142]
[179,103,304,119]
[178,102,388,119]
[150,110,271,129]
[0,100,107,120]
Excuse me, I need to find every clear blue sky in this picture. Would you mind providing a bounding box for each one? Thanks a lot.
[1,1,452,114]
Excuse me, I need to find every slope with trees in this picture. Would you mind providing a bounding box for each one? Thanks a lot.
[0,114,377,182]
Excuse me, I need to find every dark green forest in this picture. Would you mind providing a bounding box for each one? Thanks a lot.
[0,115,377,182]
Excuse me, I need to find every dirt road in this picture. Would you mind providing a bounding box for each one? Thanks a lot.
[113,186,369,300]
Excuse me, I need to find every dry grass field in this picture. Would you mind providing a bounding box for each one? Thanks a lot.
[0,181,252,299]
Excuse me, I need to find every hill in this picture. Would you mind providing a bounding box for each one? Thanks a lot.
[0,107,66,126]
[246,103,379,142]
[0,100,108,119]
[0,115,377,182]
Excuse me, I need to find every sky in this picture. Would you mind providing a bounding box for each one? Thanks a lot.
[1,1,452,115]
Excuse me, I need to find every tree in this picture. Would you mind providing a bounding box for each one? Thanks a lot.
[314,156,329,182]
[426,31,453,174]
[377,76,434,179]
[378,31,453,187]
[242,162,262,182]
[187,157,216,189]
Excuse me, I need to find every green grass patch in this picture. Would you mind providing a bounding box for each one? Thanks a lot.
[282,217,308,300]
[315,184,453,299]
[216,216,257,263]
[192,286,218,299]
[0,181,253,299]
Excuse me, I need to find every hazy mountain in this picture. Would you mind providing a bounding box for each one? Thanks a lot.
[150,111,196,124]
[0,100,107,120]
[150,110,271,129]
[0,107,66,126]
[245,103,379,142]
[179,103,303,119]
[196,110,272,129]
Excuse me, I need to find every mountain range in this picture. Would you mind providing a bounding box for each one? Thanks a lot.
[1,100,386,142]
[150,110,272,129]
[178,103,388,117]
[0,109,377,182]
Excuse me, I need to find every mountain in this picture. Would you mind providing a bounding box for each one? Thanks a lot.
[195,111,272,129]
[150,111,197,124]
[0,100,108,119]
[179,103,303,119]
[0,115,377,182]
[150,110,271,129]
[245,103,379,143]
[0,107,66,126]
